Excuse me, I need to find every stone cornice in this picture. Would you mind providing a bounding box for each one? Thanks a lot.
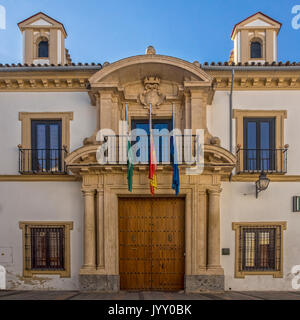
[205,69,300,90]
[0,71,94,91]
[0,65,300,91]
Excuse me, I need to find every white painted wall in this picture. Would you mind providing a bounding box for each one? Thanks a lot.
[221,181,300,291]
[207,90,300,174]
[0,92,96,174]
[0,181,83,290]
[1,88,300,291]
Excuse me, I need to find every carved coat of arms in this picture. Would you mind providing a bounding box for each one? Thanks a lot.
[138,77,166,108]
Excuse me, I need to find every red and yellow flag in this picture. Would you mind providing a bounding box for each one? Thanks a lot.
[149,104,157,195]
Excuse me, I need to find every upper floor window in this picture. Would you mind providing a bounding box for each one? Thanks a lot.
[243,118,275,172]
[131,120,172,163]
[31,120,62,173]
[38,40,49,58]
[233,110,288,174]
[250,41,262,59]
[18,112,73,174]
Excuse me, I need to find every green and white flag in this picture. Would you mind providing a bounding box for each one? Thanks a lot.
[126,104,134,192]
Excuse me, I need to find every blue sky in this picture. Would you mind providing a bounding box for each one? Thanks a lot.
[0,0,299,64]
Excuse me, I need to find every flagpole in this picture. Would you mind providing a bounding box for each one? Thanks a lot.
[172,103,175,129]
[172,102,180,195]
[149,103,152,130]
[126,103,133,192]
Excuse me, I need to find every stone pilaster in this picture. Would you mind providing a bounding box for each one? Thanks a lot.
[197,190,207,272]
[207,188,223,274]
[81,189,96,271]
[96,189,105,269]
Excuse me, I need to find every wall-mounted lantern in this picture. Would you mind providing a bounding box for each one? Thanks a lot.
[256,171,270,198]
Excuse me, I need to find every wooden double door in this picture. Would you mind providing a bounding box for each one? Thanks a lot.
[119,198,185,291]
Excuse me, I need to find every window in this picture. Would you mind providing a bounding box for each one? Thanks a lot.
[243,118,275,171]
[233,110,287,174]
[19,222,73,277]
[131,119,172,163]
[18,112,73,174]
[251,41,262,59]
[31,120,62,173]
[232,222,286,278]
[31,227,64,270]
[38,40,49,58]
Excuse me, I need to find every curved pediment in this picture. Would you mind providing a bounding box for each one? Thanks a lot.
[204,144,236,172]
[66,144,236,175]
[89,54,212,87]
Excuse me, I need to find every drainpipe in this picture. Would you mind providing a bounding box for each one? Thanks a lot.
[229,69,235,153]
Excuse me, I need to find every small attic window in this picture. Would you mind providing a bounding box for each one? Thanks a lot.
[250,41,262,59]
[38,40,49,58]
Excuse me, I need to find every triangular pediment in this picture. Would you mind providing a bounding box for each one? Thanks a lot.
[231,12,281,39]
[18,12,67,36]
[244,19,272,27]
[30,18,53,26]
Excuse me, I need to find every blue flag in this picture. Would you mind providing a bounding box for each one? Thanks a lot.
[171,104,180,195]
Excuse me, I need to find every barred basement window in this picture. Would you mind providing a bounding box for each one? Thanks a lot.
[31,227,64,270]
[232,222,286,278]
[19,222,73,278]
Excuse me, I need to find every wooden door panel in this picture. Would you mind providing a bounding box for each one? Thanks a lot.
[119,198,185,291]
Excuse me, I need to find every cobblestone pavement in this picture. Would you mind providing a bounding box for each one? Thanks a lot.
[1,290,300,300]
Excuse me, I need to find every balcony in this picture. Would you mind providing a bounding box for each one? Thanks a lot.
[19,148,68,174]
[236,148,288,174]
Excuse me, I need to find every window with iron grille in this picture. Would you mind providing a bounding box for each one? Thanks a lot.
[19,222,73,277]
[232,222,286,278]
[30,227,65,270]
[242,227,277,271]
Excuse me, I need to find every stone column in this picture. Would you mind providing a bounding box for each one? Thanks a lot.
[207,188,223,273]
[82,189,96,270]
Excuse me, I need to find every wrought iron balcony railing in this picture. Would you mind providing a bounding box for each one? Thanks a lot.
[236,148,288,174]
[19,148,68,174]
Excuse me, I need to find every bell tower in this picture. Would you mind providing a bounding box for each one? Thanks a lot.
[231,12,281,64]
[18,12,68,65]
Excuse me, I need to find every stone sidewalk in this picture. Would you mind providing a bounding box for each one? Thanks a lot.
[1,290,300,300]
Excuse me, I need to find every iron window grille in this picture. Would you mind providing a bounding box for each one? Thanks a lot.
[238,225,281,273]
[24,225,65,271]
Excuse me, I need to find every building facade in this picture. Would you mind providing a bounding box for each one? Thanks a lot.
[0,11,300,292]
